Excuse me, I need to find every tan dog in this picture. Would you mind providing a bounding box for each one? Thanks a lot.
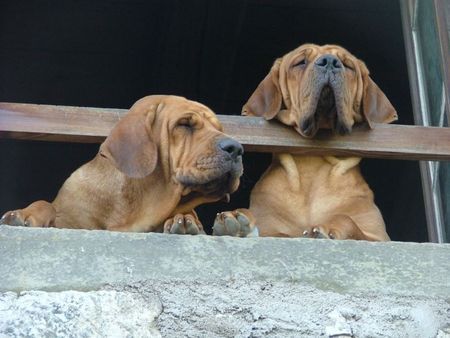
[1,95,243,233]
[214,44,397,241]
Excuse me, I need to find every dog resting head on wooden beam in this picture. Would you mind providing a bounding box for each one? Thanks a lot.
[213,44,397,241]
[242,43,397,136]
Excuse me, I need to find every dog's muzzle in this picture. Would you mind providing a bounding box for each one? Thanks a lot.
[298,54,350,137]
[176,137,243,195]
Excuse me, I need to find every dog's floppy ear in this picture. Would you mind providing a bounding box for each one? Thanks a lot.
[100,108,158,178]
[362,76,398,128]
[242,59,282,120]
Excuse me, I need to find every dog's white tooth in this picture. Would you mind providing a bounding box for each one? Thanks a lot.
[220,194,230,203]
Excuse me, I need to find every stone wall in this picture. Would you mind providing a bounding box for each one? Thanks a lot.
[1,225,449,337]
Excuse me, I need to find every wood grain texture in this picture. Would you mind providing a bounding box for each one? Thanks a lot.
[1,102,450,160]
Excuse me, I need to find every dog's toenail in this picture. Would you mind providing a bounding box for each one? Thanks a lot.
[303,230,309,236]
[329,233,335,239]
[312,227,319,234]
[178,219,182,224]
[186,220,191,225]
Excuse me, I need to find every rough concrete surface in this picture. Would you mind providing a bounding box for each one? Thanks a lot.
[1,224,450,337]
[0,290,161,338]
[1,280,449,338]
[122,279,450,338]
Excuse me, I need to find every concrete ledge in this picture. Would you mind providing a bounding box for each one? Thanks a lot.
[1,224,449,297]
[2,225,450,337]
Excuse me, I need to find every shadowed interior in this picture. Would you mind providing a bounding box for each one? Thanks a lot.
[0,0,427,241]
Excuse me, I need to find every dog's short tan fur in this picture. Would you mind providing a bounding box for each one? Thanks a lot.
[240,44,397,241]
[1,95,243,232]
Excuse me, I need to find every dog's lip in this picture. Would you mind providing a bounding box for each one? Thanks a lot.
[298,116,317,138]
[300,80,345,137]
[176,160,242,191]
[179,171,239,198]
[298,84,332,137]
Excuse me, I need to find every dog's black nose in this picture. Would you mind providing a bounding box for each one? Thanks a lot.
[314,54,343,71]
[218,138,244,159]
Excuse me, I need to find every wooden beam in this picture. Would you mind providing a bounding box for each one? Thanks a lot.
[1,102,450,161]
[0,103,123,143]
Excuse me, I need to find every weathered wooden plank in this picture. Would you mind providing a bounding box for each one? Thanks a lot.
[0,103,123,143]
[1,102,450,161]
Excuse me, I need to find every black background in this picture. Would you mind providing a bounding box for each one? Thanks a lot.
[0,0,428,241]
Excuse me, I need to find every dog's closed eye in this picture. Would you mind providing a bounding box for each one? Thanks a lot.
[177,117,193,128]
[292,58,307,68]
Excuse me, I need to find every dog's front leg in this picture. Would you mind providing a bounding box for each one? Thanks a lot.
[1,200,56,228]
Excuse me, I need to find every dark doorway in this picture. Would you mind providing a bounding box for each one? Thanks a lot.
[0,0,427,241]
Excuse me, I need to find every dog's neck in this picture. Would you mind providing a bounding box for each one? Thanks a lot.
[119,165,185,232]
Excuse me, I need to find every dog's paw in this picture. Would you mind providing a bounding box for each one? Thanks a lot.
[163,214,205,235]
[301,226,336,239]
[301,216,368,240]
[213,209,258,237]
[1,201,56,228]
[0,210,32,227]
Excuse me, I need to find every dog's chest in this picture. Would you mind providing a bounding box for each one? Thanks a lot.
[253,155,369,225]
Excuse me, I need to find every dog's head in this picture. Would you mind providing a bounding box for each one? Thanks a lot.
[100,95,243,200]
[242,44,397,138]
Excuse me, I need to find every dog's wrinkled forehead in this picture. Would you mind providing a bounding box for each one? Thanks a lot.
[288,44,355,61]
[162,98,223,131]
[130,95,222,130]
[282,44,366,74]
[187,103,223,132]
